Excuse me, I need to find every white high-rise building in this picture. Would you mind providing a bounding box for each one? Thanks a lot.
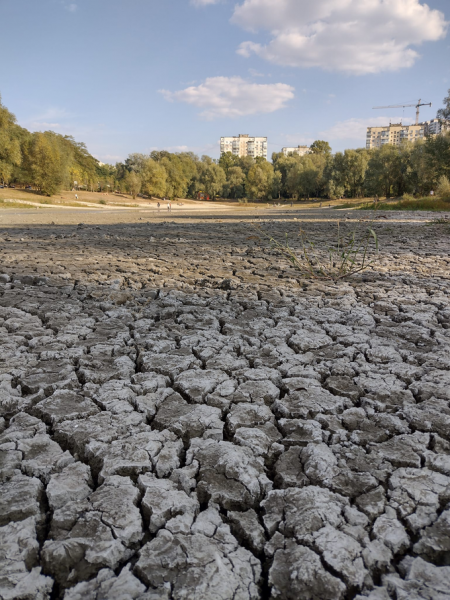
[220,134,267,159]
[424,119,450,136]
[281,145,311,157]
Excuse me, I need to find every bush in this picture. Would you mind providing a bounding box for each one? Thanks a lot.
[360,197,450,211]
[251,220,379,282]
[99,199,107,205]
[437,176,450,201]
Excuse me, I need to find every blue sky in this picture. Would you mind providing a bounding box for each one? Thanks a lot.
[0,0,449,162]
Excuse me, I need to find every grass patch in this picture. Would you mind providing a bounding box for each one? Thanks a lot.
[360,197,450,211]
[0,199,35,209]
[334,202,368,209]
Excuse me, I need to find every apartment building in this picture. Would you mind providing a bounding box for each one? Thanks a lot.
[424,118,450,136]
[220,134,268,159]
[281,145,311,157]
[366,123,425,149]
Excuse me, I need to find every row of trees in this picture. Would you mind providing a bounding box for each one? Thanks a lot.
[0,96,103,196]
[1,91,449,199]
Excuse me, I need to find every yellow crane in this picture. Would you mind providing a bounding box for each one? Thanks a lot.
[373,99,432,125]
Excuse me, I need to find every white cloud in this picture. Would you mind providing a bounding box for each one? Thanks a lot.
[65,3,77,12]
[23,107,73,133]
[190,0,220,6]
[248,68,267,77]
[160,76,294,119]
[233,0,448,74]
[320,116,414,141]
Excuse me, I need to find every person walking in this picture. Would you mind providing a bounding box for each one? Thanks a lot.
[157,202,160,212]
[167,201,170,211]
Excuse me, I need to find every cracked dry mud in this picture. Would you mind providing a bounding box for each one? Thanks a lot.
[1,210,450,600]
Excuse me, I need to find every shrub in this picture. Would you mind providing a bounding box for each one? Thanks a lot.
[436,176,450,201]
[251,220,379,282]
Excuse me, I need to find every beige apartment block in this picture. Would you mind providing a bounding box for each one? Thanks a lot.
[366,123,425,149]
[220,134,268,159]
[281,145,311,157]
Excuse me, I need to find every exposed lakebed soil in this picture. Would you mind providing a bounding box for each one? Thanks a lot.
[1,209,450,599]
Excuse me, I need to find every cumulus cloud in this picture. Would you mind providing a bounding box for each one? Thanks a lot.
[160,76,294,119]
[232,0,448,74]
[320,116,413,141]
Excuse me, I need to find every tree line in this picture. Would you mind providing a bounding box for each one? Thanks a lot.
[1,91,449,199]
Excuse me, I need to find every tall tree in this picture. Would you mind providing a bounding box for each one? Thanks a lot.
[342,149,370,197]
[246,161,274,200]
[365,145,399,198]
[141,159,167,198]
[227,166,245,199]
[218,152,240,177]
[199,163,226,199]
[26,132,73,195]
[436,88,450,121]
[125,171,141,199]
[0,95,22,184]
[310,140,332,156]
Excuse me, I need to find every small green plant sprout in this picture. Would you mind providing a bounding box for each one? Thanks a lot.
[251,220,379,282]
[428,216,450,225]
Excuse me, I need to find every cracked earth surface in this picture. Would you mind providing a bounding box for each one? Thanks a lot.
[1,209,450,600]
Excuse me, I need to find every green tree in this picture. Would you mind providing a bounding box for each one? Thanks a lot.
[365,145,399,197]
[26,132,73,195]
[218,152,240,176]
[310,140,332,156]
[286,156,324,199]
[141,159,167,198]
[227,166,245,199]
[436,88,450,121]
[342,149,370,197]
[246,161,274,200]
[436,175,450,200]
[272,171,282,199]
[125,171,141,199]
[199,163,226,199]
[424,131,450,184]
[0,95,22,184]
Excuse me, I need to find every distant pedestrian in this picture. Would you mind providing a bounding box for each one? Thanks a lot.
[75,194,78,200]
[167,202,170,211]
[320,202,322,208]
[157,202,160,212]
[430,190,434,196]
[169,201,172,211]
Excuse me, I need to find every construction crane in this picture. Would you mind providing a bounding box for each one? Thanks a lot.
[372,99,432,125]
